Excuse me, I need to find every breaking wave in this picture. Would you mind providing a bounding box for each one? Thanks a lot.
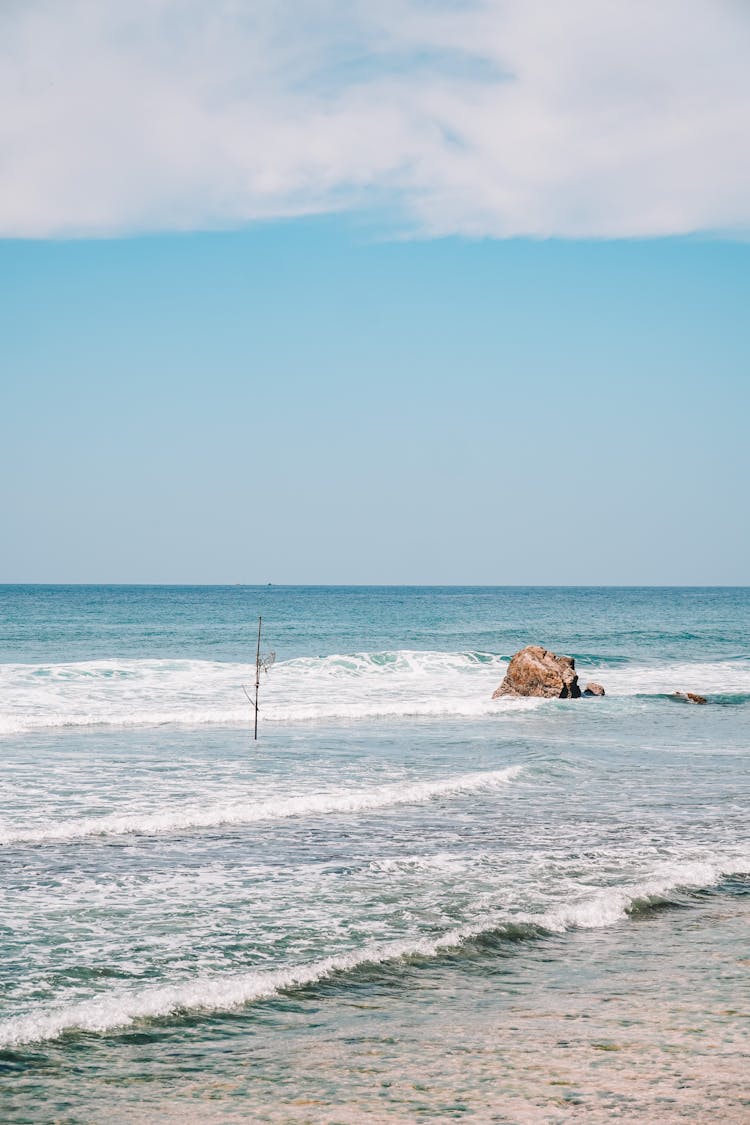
[1,651,749,736]
[0,765,523,846]
[0,651,516,734]
[1,856,744,1049]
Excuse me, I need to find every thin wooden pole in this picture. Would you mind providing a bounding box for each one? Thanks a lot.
[254,615,262,740]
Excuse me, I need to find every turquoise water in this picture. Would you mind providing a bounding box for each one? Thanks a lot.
[1,586,749,1122]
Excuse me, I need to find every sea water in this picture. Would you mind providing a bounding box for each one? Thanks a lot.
[1,586,748,1123]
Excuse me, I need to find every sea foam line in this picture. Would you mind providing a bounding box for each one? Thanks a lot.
[0,765,523,846]
[0,651,515,735]
[2,652,748,737]
[1,857,744,1049]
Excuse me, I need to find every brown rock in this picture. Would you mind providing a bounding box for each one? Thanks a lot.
[492,645,581,699]
[671,691,708,705]
[583,682,606,696]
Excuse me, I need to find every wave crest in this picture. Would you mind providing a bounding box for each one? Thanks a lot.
[0,765,523,846]
[1,856,745,1049]
[1,651,749,735]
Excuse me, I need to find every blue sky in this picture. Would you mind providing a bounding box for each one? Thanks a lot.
[2,1,749,583]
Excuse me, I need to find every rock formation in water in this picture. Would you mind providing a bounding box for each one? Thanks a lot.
[671,691,708,704]
[583,682,606,696]
[492,645,582,699]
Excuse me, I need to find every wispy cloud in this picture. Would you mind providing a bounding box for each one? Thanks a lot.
[2,0,750,238]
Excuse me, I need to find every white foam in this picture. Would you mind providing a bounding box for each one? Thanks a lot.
[1,852,744,1049]
[0,651,525,735]
[1,651,747,738]
[0,765,523,845]
[587,660,750,697]
[536,859,738,931]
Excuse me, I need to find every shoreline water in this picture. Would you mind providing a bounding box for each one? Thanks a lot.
[4,887,748,1123]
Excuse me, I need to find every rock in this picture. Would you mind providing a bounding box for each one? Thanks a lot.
[583,682,606,696]
[492,645,581,699]
[671,691,708,705]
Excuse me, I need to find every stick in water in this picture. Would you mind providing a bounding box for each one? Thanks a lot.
[254,615,262,740]
[243,617,274,740]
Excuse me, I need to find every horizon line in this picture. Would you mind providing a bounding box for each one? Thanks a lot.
[1,583,748,591]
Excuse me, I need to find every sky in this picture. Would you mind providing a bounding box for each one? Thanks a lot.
[2,0,749,584]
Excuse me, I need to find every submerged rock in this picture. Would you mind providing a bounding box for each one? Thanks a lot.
[671,691,708,705]
[493,645,581,699]
[583,682,606,697]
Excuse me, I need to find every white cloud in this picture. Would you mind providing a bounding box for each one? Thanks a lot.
[1,0,750,238]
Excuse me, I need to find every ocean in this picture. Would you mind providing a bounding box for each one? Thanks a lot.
[1,585,748,1123]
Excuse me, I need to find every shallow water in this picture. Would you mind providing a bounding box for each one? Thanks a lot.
[1,586,748,1121]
